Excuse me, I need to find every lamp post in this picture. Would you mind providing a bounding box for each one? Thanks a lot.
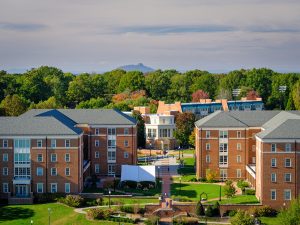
[108,190,111,208]
[149,143,152,157]
[232,89,241,110]
[279,85,287,110]
[179,177,182,196]
[178,146,181,160]
[48,208,51,225]
[30,220,33,225]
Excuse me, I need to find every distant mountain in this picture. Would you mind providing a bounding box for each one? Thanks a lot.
[118,63,154,73]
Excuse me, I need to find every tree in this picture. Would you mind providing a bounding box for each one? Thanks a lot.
[246,90,260,100]
[174,112,195,147]
[103,69,126,94]
[145,70,172,100]
[0,94,28,116]
[230,210,255,225]
[30,96,62,109]
[278,197,300,225]
[118,71,145,92]
[195,201,205,216]
[216,88,232,100]
[223,180,236,198]
[76,97,107,109]
[292,80,300,110]
[191,90,209,102]
[188,130,195,148]
[132,111,145,148]
[191,73,217,99]
[167,74,191,102]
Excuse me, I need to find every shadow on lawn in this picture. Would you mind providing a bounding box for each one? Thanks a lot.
[0,206,34,222]
[172,183,197,198]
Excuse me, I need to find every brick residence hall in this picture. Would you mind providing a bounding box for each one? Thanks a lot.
[195,110,300,208]
[0,109,137,201]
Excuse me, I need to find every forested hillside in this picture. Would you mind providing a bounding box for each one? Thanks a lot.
[0,66,299,116]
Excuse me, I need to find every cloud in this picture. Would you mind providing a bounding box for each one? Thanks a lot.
[114,24,236,35]
[246,26,300,33]
[0,22,48,32]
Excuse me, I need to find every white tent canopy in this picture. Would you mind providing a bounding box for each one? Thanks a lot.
[121,165,156,183]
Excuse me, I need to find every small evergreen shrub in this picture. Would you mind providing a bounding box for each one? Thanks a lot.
[245,189,255,195]
[63,195,84,208]
[205,205,214,217]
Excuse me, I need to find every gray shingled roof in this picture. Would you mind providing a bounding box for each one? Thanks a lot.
[195,111,248,128]
[257,119,300,139]
[0,117,82,136]
[261,111,300,130]
[57,109,136,125]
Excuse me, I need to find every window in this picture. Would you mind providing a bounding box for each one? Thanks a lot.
[284,189,291,200]
[237,143,241,150]
[65,140,70,148]
[95,164,100,174]
[65,153,70,162]
[219,130,228,138]
[205,131,210,138]
[3,167,8,176]
[3,139,8,148]
[95,140,100,147]
[108,128,116,135]
[37,154,43,162]
[3,183,9,193]
[108,164,116,175]
[219,155,228,166]
[51,139,56,148]
[271,158,277,167]
[95,128,100,135]
[147,129,157,138]
[284,173,291,182]
[65,168,70,176]
[237,131,241,138]
[285,158,291,167]
[95,151,100,158]
[37,183,43,193]
[37,140,42,148]
[252,157,256,164]
[50,183,57,193]
[220,169,227,180]
[65,183,70,193]
[237,155,241,163]
[124,128,129,135]
[206,143,210,151]
[219,143,228,153]
[36,167,43,176]
[236,169,241,178]
[14,167,30,179]
[206,155,210,163]
[108,151,116,161]
[285,143,292,152]
[271,189,276,200]
[159,129,171,138]
[271,173,276,182]
[51,154,57,162]
[108,140,116,148]
[124,152,129,158]
[271,144,276,152]
[124,140,129,147]
[51,168,57,176]
[3,153,8,162]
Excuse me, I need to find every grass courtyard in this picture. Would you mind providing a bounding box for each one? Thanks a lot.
[0,202,134,225]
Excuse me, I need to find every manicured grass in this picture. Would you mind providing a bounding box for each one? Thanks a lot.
[207,195,260,205]
[182,149,195,155]
[0,203,132,225]
[171,183,224,201]
[259,216,280,225]
[178,157,195,175]
[173,174,196,182]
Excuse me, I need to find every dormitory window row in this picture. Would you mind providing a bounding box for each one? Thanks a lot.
[271,190,291,201]
[271,158,292,168]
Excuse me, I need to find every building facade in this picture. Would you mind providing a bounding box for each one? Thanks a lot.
[195,110,300,209]
[0,109,137,201]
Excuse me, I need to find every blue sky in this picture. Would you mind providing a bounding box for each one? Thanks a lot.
[1,0,300,73]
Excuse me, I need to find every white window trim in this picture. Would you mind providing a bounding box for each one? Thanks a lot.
[237,155,241,163]
[237,143,241,150]
[236,169,241,178]
[271,158,277,167]
[95,151,100,158]
[95,140,100,147]
[271,144,277,152]
[3,139,8,148]
[51,139,56,148]
[65,168,70,176]
[206,131,210,138]
[51,153,57,162]
[51,168,57,176]
[285,143,292,152]
[124,152,129,159]
[271,189,276,200]
[3,167,8,176]
[65,183,71,193]
[206,143,210,151]
[124,128,129,135]
[65,139,71,148]
[95,164,100,174]
[65,153,70,162]
[3,183,9,193]
[3,153,8,162]
[37,154,43,162]
[37,167,43,176]
[37,183,43,193]
[124,140,129,147]
[284,173,292,182]
[206,155,210,163]
[37,140,42,148]
[284,189,291,200]
[50,183,57,193]
[271,173,276,182]
[95,128,100,135]
[285,158,292,167]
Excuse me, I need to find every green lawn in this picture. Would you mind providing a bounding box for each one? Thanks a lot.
[0,203,133,225]
[207,195,260,205]
[178,157,195,175]
[260,216,280,225]
[171,183,224,201]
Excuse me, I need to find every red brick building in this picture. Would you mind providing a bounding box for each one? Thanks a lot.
[195,110,300,209]
[0,109,137,201]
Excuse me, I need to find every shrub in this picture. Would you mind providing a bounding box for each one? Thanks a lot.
[173,216,199,225]
[230,210,255,225]
[248,206,277,217]
[212,201,220,216]
[205,205,214,217]
[34,193,65,203]
[237,180,249,190]
[63,195,84,208]
[228,210,237,217]
[145,216,160,225]
[206,170,217,183]
[245,189,255,195]
[223,180,236,198]
[86,208,114,220]
[195,201,205,216]
[120,205,134,213]
[198,177,207,182]
[96,197,104,206]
